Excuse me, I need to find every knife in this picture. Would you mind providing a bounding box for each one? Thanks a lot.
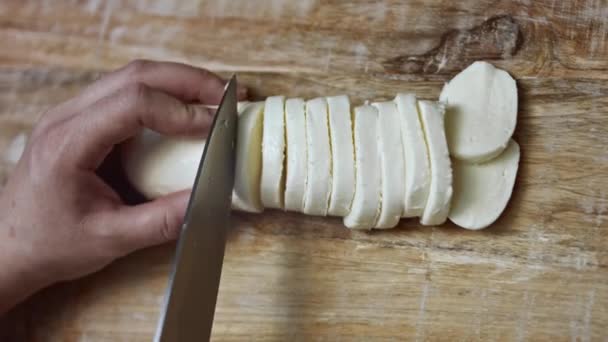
[155,75,238,342]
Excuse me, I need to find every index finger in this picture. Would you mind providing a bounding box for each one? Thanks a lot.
[64,84,214,170]
[48,60,247,124]
[105,60,237,104]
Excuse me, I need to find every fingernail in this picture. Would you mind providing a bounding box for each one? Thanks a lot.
[186,105,214,136]
[192,104,211,116]
[195,104,217,114]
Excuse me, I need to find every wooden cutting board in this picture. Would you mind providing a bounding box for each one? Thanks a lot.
[1,0,607,340]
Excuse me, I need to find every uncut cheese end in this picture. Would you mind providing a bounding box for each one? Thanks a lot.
[122,129,205,199]
[122,102,265,214]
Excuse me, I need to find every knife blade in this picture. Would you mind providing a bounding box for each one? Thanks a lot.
[155,75,238,342]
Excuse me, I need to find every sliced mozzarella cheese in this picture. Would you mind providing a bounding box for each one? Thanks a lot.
[284,98,308,212]
[371,101,405,229]
[418,101,453,226]
[343,105,381,230]
[394,93,430,217]
[326,95,355,216]
[233,101,265,213]
[439,61,518,162]
[303,97,332,216]
[261,95,286,209]
[449,139,520,230]
[122,102,264,213]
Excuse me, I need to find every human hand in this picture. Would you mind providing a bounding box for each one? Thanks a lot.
[0,60,247,314]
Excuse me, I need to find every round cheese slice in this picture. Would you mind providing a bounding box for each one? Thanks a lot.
[284,98,308,212]
[233,101,265,213]
[343,105,381,230]
[303,97,332,216]
[371,101,405,229]
[440,61,518,162]
[394,93,430,217]
[326,95,355,216]
[418,101,453,226]
[261,95,286,209]
[448,139,520,230]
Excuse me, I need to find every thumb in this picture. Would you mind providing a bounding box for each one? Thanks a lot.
[111,190,191,252]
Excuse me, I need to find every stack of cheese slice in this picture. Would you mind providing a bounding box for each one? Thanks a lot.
[440,61,520,230]
[122,61,520,230]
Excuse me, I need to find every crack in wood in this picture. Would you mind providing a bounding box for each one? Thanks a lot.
[383,15,522,75]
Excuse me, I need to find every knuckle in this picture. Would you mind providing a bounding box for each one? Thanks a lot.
[197,67,211,79]
[121,82,150,112]
[183,103,198,124]
[28,125,66,176]
[124,59,152,80]
[27,140,47,171]
[161,210,180,242]
[105,59,154,93]
[31,109,59,138]
[30,122,48,142]
[82,212,128,258]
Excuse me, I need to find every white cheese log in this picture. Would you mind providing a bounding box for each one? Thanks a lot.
[121,60,520,231]
[122,102,264,213]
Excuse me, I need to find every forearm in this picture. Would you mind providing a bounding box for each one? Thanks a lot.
[0,259,36,315]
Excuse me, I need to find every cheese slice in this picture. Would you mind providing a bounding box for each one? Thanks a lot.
[343,105,381,230]
[122,102,264,213]
[372,101,405,229]
[326,95,355,216]
[284,98,308,212]
[439,61,518,162]
[233,101,265,213]
[303,97,332,216]
[449,139,520,230]
[261,95,286,209]
[394,93,430,217]
[418,101,452,226]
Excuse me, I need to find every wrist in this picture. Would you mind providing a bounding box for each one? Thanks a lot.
[0,217,48,315]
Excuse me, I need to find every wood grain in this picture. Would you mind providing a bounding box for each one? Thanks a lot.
[1,0,607,340]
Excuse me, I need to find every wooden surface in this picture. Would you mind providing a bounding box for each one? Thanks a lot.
[1,0,607,340]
